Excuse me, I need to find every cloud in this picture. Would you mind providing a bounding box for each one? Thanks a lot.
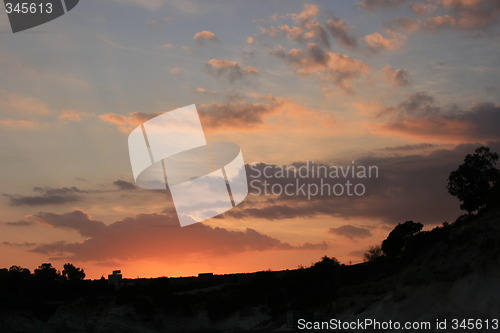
[170,67,183,74]
[328,225,372,239]
[325,16,359,48]
[0,90,52,116]
[193,30,219,43]
[3,241,36,247]
[289,3,319,24]
[99,111,163,132]
[97,102,287,134]
[5,221,34,227]
[435,0,500,32]
[0,119,37,128]
[460,103,500,140]
[382,65,412,87]
[386,0,500,35]
[29,211,106,238]
[380,143,437,152]
[411,3,437,16]
[59,110,83,122]
[199,97,282,128]
[363,31,406,53]
[485,86,498,94]
[6,187,86,206]
[28,211,327,262]
[270,44,369,93]
[113,180,137,191]
[193,87,217,95]
[357,0,407,11]
[374,92,500,141]
[115,0,167,10]
[223,142,500,224]
[205,59,259,82]
[147,17,172,29]
[386,17,421,32]
[260,5,325,48]
[246,36,256,44]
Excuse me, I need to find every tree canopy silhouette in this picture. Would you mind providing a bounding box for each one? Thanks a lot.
[447,146,499,213]
[363,245,384,262]
[311,256,341,270]
[34,263,60,282]
[62,263,86,282]
[381,221,423,258]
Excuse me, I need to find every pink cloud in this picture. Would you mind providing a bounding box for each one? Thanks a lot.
[99,111,163,133]
[381,65,412,87]
[270,44,369,93]
[193,30,219,43]
[0,119,37,128]
[59,110,82,122]
[205,59,259,82]
[363,31,405,53]
[27,211,327,262]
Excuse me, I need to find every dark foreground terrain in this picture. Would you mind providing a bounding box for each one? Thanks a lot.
[0,204,499,332]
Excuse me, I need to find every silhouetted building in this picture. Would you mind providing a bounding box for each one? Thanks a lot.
[198,273,213,278]
[108,270,122,287]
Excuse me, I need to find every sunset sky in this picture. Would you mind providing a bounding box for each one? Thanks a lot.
[0,0,499,279]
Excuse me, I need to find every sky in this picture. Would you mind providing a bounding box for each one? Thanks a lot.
[0,0,499,279]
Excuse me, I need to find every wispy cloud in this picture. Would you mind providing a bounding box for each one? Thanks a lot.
[328,225,372,239]
[0,119,37,128]
[385,0,500,35]
[372,92,500,142]
[58,110,83,122]
[99,111,163,133]
[363,30,406,53]
[221,143,500,224]
[5,187,86,206]
[381,65,412,87]
[115,0,167,10]
[147,17,172,29]
[199,96,281,128]
[205,59,259,82]
[357,0,407,11]
[270,44,369,93]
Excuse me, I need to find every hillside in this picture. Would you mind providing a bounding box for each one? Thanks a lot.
[0,206,499,332]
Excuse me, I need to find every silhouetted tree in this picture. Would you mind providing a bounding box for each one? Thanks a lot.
[381,221,423,258]
[62,263,85,282]
[4,266,32,293]
[311,256,341,271]
[9,265,31,276]
[34,263,61,282]
[363,245,384,262]
[447,146,499,213]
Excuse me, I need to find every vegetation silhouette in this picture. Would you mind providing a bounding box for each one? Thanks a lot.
[363,244,383,262]
[381,221,423,258]
[447,146,499,213]
[62,263,86,282]
[0,146,499,332]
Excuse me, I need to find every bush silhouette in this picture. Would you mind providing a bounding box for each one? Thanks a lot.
[310,256,341,271]
[363,245,384,262]
[382,221,423,258]
[447,146,499,213]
